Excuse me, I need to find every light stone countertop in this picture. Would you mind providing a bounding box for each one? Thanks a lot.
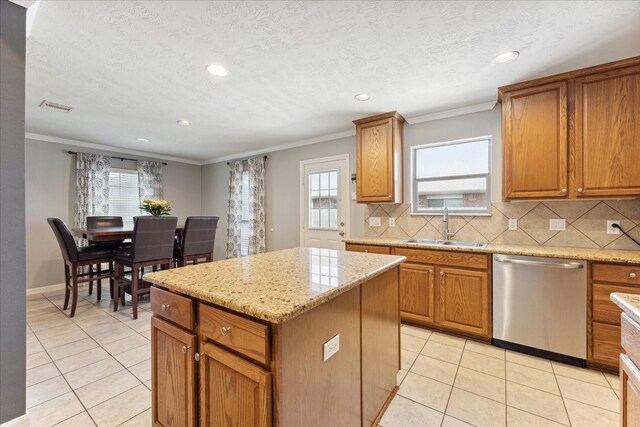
[344,237,640,264]
[143,247,405,324]
[611,293,640,326]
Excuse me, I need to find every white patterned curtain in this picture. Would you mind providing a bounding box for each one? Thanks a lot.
[137,160,164,203]
[226,157,266,258]
[75,152,111,244]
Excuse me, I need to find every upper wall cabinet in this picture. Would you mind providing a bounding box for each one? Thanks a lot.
[353,111,404,203]
[499,57,640,201]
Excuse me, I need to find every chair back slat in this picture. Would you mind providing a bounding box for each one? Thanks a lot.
[47,218,79,262]
[130,216,178,263]
[181,216,219,258]
[86,216,123,228]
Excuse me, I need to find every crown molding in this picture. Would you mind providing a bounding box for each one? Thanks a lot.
[203,129,356,165]
[405,101,497,124]
[25,133,202,165]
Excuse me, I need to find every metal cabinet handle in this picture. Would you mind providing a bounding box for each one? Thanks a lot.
[577,188,583,193]
[440,271,444,276]
[364,250,369,253]
[181,345,191,353]
[561,188,567,193]
[631,273,637,279]
[221,327,232,336]
[161,304,170,311]
[194,352,204,362]
[494,256,584,269]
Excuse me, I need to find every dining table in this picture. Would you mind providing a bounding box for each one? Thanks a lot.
[72,225,184,242]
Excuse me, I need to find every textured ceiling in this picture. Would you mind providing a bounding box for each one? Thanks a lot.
[26,1,640,163]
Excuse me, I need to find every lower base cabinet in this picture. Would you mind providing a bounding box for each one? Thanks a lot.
[437,267,490,337]
[199,341,271,426]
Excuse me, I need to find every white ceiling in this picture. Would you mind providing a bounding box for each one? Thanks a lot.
[26,1,640,164]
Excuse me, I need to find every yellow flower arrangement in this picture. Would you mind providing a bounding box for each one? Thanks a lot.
[140,199,172,216]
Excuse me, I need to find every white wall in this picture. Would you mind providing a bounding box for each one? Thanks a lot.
[202,105,502,260]
[26,138,202,289]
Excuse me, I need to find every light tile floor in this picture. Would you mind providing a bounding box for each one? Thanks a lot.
[381,324,620,427]
[26,289,620,427]
[26,286,152,427]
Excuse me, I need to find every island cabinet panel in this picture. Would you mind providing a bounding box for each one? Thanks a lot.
[199,341,271,427]
[399,263,435,323]
[621,313,640,426]
[589,262,640,370]
[151,317,197,427]
[199,303,270,366]
[502,82,568,200]
[436,267,490,337]
[274,287,362,427]
[361,268,400,426]
[575,65,640,197]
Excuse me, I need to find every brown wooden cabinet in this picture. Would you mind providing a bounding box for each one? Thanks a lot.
[151,317,197,427]
[199,341,272,427]
[353,111,404,203]
[502,82,568,199]
[588,262,640,370]
[499,57,640,200]
[345,243,392,255]
[399,263,435,323]
[621,312,640,426]
[575,65,640,197]
[436,267,490,337]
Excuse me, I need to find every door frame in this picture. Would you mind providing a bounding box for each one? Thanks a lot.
[299,154,350,247]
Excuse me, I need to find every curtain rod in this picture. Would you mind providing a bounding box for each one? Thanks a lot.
[226,155,268,166]
[67,151,168,166]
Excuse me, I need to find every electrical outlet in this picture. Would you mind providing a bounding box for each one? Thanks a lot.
[389,218,396,227]
[508,219,518,230]
[549,219,566,231]
[351,192,357,201]
[607,220,621,235]
[368,217,381,227]
[323,334,340,362]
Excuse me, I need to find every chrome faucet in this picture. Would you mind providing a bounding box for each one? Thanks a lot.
[442,207,455,241]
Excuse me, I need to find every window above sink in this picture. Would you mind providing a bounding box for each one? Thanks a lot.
[410,136,492,216]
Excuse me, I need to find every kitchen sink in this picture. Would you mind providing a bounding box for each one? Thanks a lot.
[399,239,488,248]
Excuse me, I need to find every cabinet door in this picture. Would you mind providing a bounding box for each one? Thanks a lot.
[621,354,640,427]
[399,263,435,324]
[151,316,197,427]
[436,267,490,337]
[199,341,272,427]
[575,66,640,197]
[502,82,568,199]
[356,118,394,202]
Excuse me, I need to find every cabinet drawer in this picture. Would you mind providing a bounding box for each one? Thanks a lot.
[593,283,640,325]
[345,243,391,255]
[199,303,270,366]
[393,248,488,269]
[593,263,640,285]
[592,321,623,367]
[150,286,195,331]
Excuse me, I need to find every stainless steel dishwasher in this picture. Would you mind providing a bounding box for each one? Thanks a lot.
[492,254,587,366]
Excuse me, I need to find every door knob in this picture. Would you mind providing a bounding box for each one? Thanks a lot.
[340,222,345,226]
[339,231,345,236]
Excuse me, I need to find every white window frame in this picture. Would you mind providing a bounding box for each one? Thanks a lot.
[108,168,141,228]
[410,136,492,216]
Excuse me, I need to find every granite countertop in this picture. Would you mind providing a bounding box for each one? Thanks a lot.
[143,247,405,324]
[611,293,640,326]
[344,237,640,264]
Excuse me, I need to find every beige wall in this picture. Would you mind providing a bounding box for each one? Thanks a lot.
[26,139,202,289]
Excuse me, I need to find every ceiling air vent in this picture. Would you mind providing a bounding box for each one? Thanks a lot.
[39,100,72,113]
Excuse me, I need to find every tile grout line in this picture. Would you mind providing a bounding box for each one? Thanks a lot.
[439,337,466,426]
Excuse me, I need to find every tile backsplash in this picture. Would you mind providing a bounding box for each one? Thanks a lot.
[363,200,640,250]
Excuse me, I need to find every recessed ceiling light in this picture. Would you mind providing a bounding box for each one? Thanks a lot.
[177,120,191,126]
[354,93,370,101]
[206,64,228,77]
[493,51,520,64]
[136,137,149,142]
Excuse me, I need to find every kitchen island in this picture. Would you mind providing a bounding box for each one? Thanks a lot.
[143,247,405,427]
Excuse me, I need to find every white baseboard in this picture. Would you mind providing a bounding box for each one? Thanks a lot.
[1,413,30,427]
[26,282,90,296]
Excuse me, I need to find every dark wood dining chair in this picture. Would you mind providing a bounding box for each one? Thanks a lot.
[113,216,178,319]
[86,215,123,297]
[174,216,219,267]
[47,218,115,317]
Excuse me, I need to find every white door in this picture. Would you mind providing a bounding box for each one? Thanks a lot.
[300,155,349,250]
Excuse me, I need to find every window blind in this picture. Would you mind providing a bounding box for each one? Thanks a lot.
[109,169,140,228]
